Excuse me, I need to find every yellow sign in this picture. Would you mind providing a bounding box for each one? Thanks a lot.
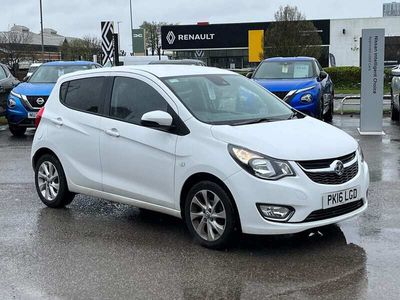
[248,30,264,63]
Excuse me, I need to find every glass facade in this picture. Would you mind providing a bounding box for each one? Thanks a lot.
[173,46,330,69]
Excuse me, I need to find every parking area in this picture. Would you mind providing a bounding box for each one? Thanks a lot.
[0,115,400,299]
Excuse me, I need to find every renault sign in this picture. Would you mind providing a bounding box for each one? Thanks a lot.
[161,21,330,50]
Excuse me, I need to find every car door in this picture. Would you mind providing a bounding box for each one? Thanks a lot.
[99,74,178,208]
[47,75,108,191]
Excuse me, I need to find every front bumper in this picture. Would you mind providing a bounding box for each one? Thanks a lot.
[224,159,369,235]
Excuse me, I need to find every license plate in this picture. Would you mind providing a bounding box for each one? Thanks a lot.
[323,186,360,209]
[28,112,37,119]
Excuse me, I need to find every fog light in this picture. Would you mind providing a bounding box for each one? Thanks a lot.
[300,93,313,103]
[257,204,294,222]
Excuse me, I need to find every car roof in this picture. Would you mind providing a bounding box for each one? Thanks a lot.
[264,57,315,62]
[42,61,98,66]
[60,65,234,80]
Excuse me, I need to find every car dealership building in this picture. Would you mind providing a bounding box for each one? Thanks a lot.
[161,17,400,69]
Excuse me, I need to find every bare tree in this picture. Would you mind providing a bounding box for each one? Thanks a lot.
[264,5,322,59]
[0,28,33,67]
[60,35,101,61]
[140,21,169,55]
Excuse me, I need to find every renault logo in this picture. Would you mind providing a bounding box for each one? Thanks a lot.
[166,31,176,45]
[334,160,345,176]
[36,98,45,105]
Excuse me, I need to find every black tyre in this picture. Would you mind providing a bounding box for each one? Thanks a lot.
[391,91,400,121]
[324,97,334,122]
[184,181,238,249]
[34,154,75,208]
[315,97,323,120]
[9,125,26,137]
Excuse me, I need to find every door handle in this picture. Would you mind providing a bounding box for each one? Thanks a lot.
[105,128,120,137]
[51,117,63,126]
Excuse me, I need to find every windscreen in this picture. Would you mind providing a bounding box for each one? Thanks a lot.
[164,74,293,125]
[253,61,316,79]
[29,65,95,83]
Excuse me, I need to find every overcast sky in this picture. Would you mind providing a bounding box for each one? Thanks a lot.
[0,0,394,51]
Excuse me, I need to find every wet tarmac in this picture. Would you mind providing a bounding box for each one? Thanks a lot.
[0,115,399,299]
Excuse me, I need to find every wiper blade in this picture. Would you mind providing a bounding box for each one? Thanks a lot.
[231,118,275,126]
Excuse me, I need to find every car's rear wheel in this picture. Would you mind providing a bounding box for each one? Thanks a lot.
[9,125,26,137]
[184,181,237,249]
[391,91,399,121]
[34,154,75,208]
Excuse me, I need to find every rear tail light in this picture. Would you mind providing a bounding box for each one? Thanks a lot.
[35,107,45,128]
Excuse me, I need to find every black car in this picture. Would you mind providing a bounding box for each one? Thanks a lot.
[0,63,19,116]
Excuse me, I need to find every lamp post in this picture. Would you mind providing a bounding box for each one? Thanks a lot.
[129,0,134,55]
[40,0,44,62]
[117,21,122,50]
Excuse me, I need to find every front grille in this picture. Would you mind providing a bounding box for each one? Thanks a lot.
[272,91,288,100]
[303,161,358,185]
[302,199,364,222]
[26,96,48,109]
[298,152,356,170]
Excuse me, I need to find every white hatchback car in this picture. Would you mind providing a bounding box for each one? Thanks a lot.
[31,65,369,248]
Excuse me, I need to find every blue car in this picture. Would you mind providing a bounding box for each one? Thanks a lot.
[6,61,101,136]
[251,57,334,122]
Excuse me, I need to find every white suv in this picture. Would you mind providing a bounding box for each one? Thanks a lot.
[31,65,369,249]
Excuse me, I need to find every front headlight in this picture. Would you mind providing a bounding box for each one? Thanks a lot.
[358,144,364,162]
[7,98,16,108]
[300,93,313,103]
[228,145,295,180]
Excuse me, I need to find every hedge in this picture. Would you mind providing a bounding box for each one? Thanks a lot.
[324,66,392,89]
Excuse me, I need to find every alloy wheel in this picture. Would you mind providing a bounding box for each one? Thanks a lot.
[37,161,60,201]
[190,189,226,241]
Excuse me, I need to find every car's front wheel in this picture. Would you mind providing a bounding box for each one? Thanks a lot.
[34,154,75,208]
[9,125,26,137]
[184,181,237,249]
[323,95,334,122]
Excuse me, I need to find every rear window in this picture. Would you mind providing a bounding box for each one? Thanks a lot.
[60,77,105,114]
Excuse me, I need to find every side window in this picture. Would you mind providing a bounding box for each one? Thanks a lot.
[110,77,168,125]
[0,66,7,80]
[62,77,104,114]
[60,82,68,102]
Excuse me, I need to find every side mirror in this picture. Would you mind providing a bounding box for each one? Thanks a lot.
[319,71,328,81]
[246,72,253,79]
[141,110,173,128]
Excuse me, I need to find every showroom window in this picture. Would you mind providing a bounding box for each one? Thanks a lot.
[61,77,105,114]
[110,77,168,125]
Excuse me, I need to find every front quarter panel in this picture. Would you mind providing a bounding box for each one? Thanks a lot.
[174,118,242,210]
